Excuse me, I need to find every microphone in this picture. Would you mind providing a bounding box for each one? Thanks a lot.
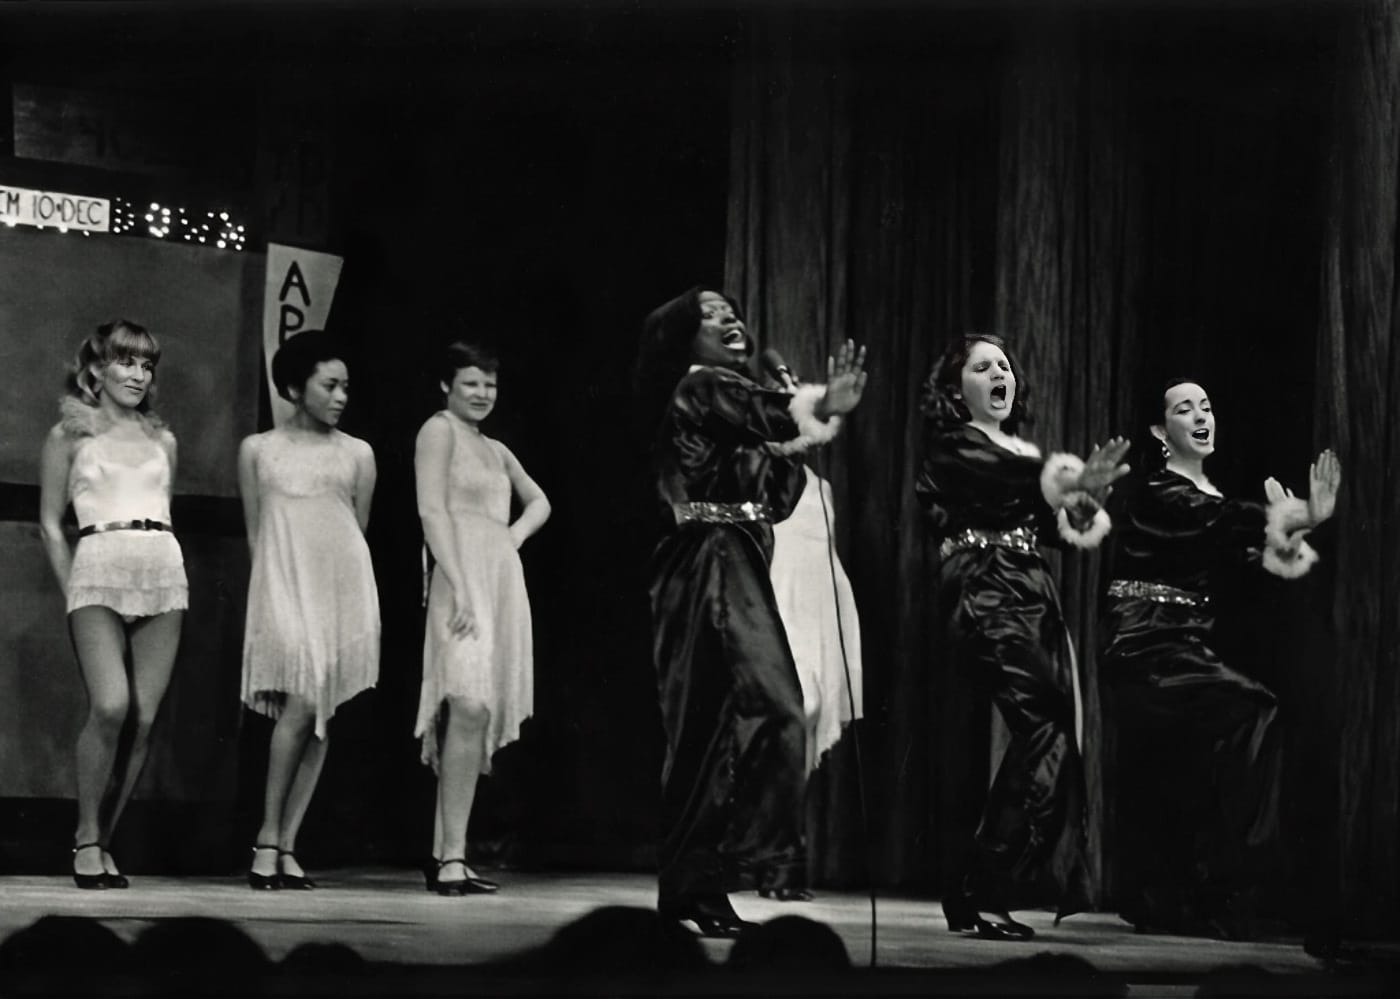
[760,347,796,388]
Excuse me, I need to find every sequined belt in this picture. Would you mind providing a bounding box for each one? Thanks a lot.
[1107,579,1209,608]
[939,525,1039,559]
[673,501,773,525]
[78,519,173,538]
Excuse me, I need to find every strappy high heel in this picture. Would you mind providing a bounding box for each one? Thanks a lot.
[99,844,129,889]
[659,895,755,938]
[942,889,1035,940]
[72,842,109,890]
[248,844,280,890]
[434,858,498,896]
[277,850,316,890]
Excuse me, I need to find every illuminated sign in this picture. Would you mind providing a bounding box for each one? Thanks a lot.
[0,185,111,232]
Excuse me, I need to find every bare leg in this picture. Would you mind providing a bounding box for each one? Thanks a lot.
[68,607,131,876]
[277,733,329,878]
[253,696,318,877]
[432,776,445,862]
[436,697,489,884]
[100,610,183,872]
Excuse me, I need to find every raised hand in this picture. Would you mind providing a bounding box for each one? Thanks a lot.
[1079,437,1132,498]
[1308,448,1342,525]
[817,340,868,418]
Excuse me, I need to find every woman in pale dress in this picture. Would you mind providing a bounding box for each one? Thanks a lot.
[414,342,549,896]
[770,464,864,776]
[38,319,187,889]
[239,330,380,891]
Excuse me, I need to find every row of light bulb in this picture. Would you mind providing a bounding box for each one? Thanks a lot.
[109,199,249,251]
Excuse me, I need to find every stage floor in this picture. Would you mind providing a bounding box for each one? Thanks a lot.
[2,868,1396,993]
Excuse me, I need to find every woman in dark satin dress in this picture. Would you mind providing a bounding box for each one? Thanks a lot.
[1101,378,1340,939]
[634,286,867,938]
[915,334,1129,940]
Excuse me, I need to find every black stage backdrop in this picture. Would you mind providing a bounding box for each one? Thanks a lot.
[1,1,1397,931]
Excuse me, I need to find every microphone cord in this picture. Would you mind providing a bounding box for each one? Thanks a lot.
[811,448,878,968]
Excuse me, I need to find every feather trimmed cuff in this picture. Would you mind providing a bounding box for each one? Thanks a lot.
[1040,453,1085,509]
[1262,539,1319,579]
[1264,495,1312,551]
[1262,495,1319,578]
[1056,493,1112,549]
[783,384,842,451]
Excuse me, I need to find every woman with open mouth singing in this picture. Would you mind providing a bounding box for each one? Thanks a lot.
[634,286,866,938]
[1100,377,1340,939]
[916,333,1129,941]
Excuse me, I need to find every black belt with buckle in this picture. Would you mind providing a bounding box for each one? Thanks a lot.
[78,519,173,538]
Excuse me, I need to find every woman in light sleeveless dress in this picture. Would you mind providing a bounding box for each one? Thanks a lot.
[414,342,549,895]
[38,319,187,889]
[770,465,864,776]
[239,330,380,891]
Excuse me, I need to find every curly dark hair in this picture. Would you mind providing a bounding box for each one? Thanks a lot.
[632,285,745,440]
[920,333,1032,434]
[270,330,347,401]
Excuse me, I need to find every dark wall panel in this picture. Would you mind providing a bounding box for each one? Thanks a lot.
[0,227,262,497]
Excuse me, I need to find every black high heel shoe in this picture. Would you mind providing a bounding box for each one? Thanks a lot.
[423,857,439,892]
[72,843,109,890]
[434,859,499,896]
[659,895,756,938]
[758,887,814,902]
[277,850,316,890]
[248,844,280,890]
[942,891,1035,940]
[99,845,129,889]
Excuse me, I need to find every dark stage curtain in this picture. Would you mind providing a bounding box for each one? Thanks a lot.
[726,9,1004,891]
[723,3,1391,924]
[1316,0,1400,925]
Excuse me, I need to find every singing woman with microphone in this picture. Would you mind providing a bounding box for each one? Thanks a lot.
[634,286,867,937]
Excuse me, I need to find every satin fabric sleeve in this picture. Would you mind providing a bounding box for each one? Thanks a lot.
[1140,474,1266,552]
[915,425,1052,534]
[672,367,802,447]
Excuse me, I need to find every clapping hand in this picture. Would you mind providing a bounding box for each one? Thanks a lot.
[1264,449,1341,528]
[1079,437,1132,499]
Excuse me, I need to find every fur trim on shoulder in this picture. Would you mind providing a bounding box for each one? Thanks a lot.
[1040,452,1085,509]
[784,384,842,451]
[1056,495,1112,549]
[1262,538,1319,579]
[58,395,166,440]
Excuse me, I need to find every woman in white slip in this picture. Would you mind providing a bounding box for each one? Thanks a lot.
[38,319,188,890]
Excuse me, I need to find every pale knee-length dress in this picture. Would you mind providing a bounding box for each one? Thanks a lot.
[415,412,533,774]
[241,428,380,739]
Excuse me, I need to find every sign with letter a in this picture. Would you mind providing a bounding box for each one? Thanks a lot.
[262,243,344,426]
